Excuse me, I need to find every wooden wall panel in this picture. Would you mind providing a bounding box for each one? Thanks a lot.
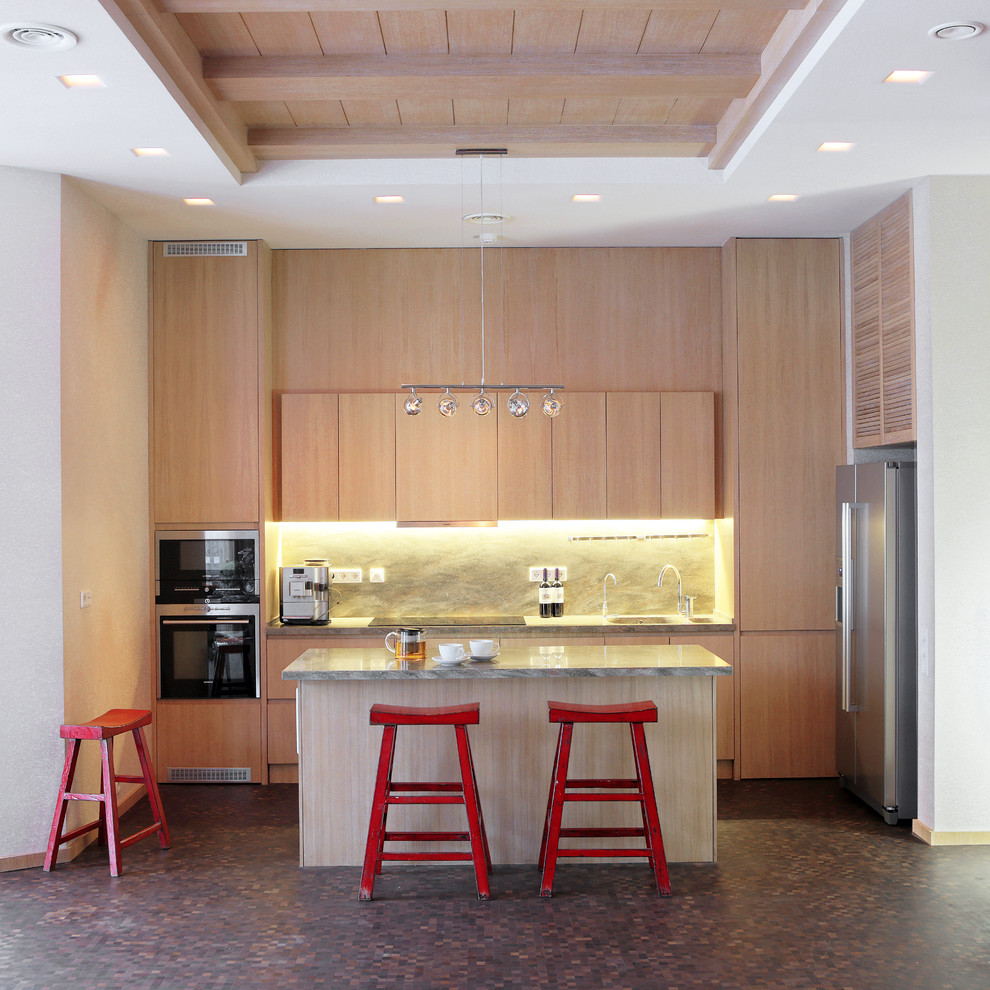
[739,632,835,778]
[734,239,843,631]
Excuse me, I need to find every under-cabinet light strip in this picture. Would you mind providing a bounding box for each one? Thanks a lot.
[569,533,710,542]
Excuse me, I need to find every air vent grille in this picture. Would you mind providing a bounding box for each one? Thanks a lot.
[167,766,252,783]
[163,242,248,257]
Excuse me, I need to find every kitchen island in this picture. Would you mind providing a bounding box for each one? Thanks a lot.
[283,643,731,867]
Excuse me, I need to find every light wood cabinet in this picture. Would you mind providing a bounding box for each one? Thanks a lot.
[152,242,266,525]
[668,634,734,764]
[279,393,338,521]
[606,392,661,518]
[738,632,835,778]
[851,192,916,447]
[154,701,263,782]
[731,238,843,631]
[496,400,552,519]
[339,394,396,520]
[661,392,715,518]
[552,392,607,519]
[395,396,498,521]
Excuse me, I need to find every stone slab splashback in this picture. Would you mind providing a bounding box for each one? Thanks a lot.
[279,521,716,619]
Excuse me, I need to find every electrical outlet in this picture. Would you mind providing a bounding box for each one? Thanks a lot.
[552,567,567,581]
[529,567,544,582]
[333,568,362,583]
[80,590,92,609]
[369,567,385,583]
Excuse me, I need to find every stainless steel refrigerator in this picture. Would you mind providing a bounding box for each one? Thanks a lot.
[835,462,917,824]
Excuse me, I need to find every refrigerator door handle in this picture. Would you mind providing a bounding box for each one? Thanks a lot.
[840,501,860,713]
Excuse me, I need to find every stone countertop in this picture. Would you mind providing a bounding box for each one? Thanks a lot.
[282,644,732,681]
[268,613,734,636]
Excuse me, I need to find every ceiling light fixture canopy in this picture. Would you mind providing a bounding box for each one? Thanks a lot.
[2,23,77,51]
[401,148,563,418]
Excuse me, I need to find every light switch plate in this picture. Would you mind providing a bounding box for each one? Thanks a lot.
[369,567,385,583]
[80,590,92,608]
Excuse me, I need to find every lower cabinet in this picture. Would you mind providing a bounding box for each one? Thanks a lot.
[154,701,263,783]
[738,631,835,778]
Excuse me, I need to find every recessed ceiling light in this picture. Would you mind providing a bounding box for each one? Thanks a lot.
[929,21,983,41]
[768,194,799,202]
[884,70,932,84]
[374,195,404,204]
[2,24,77,51]
[183,198,214,206]
[58,74,104,88]
[818,142,855,153]
[572,194,601,203]
[132,147,169,157]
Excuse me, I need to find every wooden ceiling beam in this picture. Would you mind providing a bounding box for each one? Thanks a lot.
[161,2,808,13]
[206,54,760,101]
[248,123,715,158]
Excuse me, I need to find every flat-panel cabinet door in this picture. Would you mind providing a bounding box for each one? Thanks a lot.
[395,395,497,521]
[606,392,661,518]
[497,400,552,519]
[661,391,715,518]
[552,392,606,519]
[279,393,338,521]
[339,393,395,521]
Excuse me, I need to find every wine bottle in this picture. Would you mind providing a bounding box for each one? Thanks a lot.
[539,567,552,618]
[551,567,564,617]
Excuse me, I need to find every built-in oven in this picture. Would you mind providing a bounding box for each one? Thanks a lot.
[155,530,261,700]
[156,603,261,699]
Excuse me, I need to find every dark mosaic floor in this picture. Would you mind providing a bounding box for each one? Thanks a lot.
[2,779,989,989]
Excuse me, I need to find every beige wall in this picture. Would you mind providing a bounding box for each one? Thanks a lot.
[58,180,151,832]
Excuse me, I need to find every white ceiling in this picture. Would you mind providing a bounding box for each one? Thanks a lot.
[2,0,988,249]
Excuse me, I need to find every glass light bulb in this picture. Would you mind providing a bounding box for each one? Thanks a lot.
[541,390,563,418]
[471,390,494,416]
[438,390,458,417]
[403,391,423,416]
[507,389,530,418]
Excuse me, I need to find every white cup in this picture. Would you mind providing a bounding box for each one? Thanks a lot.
[438,642,466,661]
[470,639,499,657]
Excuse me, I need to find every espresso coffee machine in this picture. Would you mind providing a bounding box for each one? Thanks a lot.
[280,560,331,625]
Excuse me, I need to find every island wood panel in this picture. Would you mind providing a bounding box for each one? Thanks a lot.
[152,242,261,524]
[496,399,552,519]
[661,391,716,518]
[394,395,498,520]
[155,701,263,782]
[733,238,843,631]
[272,248,482,392]
[279,393,338,521]
[738,632,835,778]
[338,393,396,520]
[297,674,716,866]
[551,391,606,519]
[606,392,661,518]
[272,248,721,395]
[667,634,734,763]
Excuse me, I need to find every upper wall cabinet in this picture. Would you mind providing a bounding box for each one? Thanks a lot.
[851,192,916,448]
[552,392,607,519]
[152,242,268,525]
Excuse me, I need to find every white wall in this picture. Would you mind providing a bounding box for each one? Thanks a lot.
[915,175,990,834]
[0,166,66,863]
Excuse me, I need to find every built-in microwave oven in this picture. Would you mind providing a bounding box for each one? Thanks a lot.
[155,530,259,604]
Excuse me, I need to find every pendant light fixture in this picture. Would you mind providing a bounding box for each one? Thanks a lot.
[402,149,563,417]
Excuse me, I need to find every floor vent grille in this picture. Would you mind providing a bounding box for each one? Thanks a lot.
[163,241,248,257]
[167,766,252,783]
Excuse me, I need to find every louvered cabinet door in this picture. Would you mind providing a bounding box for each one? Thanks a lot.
[851,192,916,448]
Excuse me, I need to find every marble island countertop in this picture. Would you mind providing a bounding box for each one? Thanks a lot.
[282,644,732,680]
[268,612,734,636]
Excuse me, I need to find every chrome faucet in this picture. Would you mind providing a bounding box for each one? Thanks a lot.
[657,564,686,617]
[602,573,618,619]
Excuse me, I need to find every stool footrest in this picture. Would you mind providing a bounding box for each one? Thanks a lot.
[54,819,103,846]
[389,781,462,791]
[119,823,166,849]
[565,778,639,788]
[387,795,465,805]
[382,852,475,862]
[564,793,645,802]
[556,848,655,859]
[384,831,470,843]
[559,827,646,838]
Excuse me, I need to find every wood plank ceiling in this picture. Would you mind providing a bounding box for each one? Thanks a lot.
[108,1,848,176]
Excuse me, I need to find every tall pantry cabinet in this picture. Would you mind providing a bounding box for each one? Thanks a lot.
[723,238,844,778]
[149,240,274,783]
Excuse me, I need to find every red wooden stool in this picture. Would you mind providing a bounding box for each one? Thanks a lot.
[538,700,671,897]
[360,702,492,900]
[43,709,170,877]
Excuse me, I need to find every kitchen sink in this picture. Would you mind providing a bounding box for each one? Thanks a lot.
[606,614,721,625]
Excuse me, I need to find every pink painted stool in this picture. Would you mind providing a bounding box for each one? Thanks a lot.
[43,709,170,877]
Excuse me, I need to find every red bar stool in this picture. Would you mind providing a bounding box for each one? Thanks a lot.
[43,709,171,877]
[360,702,492,900]
[538,700,671,897]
